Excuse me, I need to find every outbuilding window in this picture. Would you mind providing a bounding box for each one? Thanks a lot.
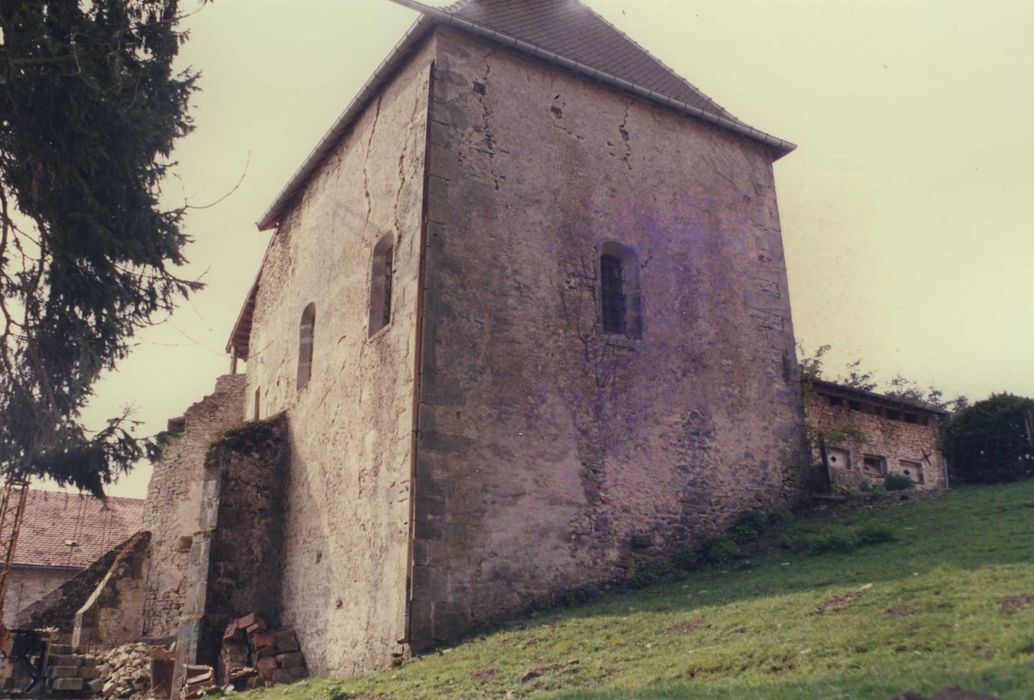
[298,303,316,390]
[369,234,394,337]
[599,242,642,339]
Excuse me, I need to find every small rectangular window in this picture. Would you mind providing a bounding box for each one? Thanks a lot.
[899,459,924,484]
[886,409,901,421]
[904,413,919,424]
[828,396,844,408]
[862,454,887,477]
[848,400,863,411]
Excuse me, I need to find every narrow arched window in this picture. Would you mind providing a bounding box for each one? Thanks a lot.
[600,242,642,339]
[297,303,316,390]
[369,234,394,337]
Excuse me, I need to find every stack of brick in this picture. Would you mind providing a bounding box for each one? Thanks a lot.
[220,613,307,689]
[179,664,215,699]
[46,644,100,695]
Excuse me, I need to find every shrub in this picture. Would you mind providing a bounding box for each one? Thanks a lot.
[766,510,796,528]
[781,525,895,556]
[943,393,1034,484]
[729,510,767,544]
[699,535,741,565]
[672,547,699,571]
[629,560,680,589]
[884,473,915,491]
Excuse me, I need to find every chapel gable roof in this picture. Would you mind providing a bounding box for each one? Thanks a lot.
[255,0,795,232]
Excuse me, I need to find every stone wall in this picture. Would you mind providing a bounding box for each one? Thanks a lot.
[16,534,142,635]
[4,567,74,628]
[141,374,246,641]
[171,415,290,691]
[240,38,435,676]
[805,389,947,491]
[409,29,808,646]
[72,531,151,650]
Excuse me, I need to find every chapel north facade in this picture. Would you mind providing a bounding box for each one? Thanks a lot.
[218,0,810,674]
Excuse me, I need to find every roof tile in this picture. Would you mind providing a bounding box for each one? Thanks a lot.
[6,490,144,570]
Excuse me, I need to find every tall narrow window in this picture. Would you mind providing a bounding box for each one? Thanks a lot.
[369,234,394,337]
[297,303,315,390]
[599,242,642,339]
[254,388,261,420]
[600,254,626,335]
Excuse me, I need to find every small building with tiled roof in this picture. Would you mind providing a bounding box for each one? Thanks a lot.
[152,0,809,677]
[3,489,143,627]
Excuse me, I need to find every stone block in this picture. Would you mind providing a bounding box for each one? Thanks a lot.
[276,651,305,669]
[48,654,83,668]
[50,677,85,691]
[49,665,81,679]
[78,665,100,679]
[272,630,299,654]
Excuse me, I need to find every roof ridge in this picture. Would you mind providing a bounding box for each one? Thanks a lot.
[571,0,736,122]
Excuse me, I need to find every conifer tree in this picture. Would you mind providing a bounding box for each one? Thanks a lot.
[0,1,201,495]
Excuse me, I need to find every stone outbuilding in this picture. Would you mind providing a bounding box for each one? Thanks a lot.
[805,379,949,491]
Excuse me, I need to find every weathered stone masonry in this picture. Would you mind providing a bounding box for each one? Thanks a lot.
[408,29,807,646]
[806,380,947,491]
[141,374,246,641]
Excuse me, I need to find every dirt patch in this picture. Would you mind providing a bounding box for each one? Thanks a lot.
[519,659,580,683]
[665,618,704,634]
[815,587,869,614]
[888,687,1000,699]
[886,605,914,617]
[998,594,1034,612]
[471,668,497,683]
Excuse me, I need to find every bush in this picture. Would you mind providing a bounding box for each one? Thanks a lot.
[884,473,915,491]
[629,560,680,589]
[729,510,768,544]
[672,547,699,571]
[781,525,896,556]
[699,535,741,565]
[943,393,1034,484]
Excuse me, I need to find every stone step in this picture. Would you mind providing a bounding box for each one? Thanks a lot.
[50,676,85,691]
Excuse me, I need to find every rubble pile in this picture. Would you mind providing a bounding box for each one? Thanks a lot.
[94,642,159,699]
[219,613,308,690]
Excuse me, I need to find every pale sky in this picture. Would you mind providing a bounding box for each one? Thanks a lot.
[71,0,1033,499]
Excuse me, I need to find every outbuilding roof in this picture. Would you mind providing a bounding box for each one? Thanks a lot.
[12,490,144,570]
[254,0,795,231]
[811,379,951,417]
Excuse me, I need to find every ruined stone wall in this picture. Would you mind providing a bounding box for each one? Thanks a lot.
[242,39,435,675]
[72,531,151,650]
[170,416,289,691]
[4,567,74,628]
[16,536,136,634]
[410,30,808,645]
[141,375,246,640]
[805,391,947,490]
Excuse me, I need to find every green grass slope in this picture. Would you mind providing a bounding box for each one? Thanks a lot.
[244,482,1034,699]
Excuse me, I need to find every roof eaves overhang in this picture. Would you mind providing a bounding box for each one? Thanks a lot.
[256,0,797,233]
[388,0,796,153]
[811,379,950,417]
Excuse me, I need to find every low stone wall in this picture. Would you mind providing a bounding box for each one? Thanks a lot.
[16,533,149,636]
[72,531,151,651]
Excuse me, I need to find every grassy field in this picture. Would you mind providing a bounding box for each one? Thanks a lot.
[241,482,1034,699]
